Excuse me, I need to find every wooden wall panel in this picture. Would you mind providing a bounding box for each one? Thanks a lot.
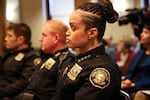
[75,0,89,9]
[0,0,6,56]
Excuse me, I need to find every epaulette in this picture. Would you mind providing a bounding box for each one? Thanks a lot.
[58,51,69,66]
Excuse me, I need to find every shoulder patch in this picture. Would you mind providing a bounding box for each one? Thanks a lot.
[15,53,25,61]
[40,57,56,70]
[89,68,110,89]
[33,57,41,65]
[67,63,82,81]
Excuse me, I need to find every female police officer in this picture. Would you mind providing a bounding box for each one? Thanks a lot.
[56,0,121,100]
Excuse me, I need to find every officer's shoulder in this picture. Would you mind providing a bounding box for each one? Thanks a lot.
[24,47,42,65]
[54,49,75,60]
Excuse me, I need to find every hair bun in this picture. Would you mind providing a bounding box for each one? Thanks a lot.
[105,10,118,23]
[98,0,118,23]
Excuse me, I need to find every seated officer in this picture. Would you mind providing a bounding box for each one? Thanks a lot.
[14,20,73,100]
[56,1,121,100]
[0,23,41,99]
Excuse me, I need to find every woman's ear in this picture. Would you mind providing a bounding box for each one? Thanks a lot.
[88,28,98,40]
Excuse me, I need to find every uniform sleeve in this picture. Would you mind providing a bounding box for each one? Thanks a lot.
[74,67,121,100]
[3,52,41,98]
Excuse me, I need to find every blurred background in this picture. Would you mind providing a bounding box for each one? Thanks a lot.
[0,0,150,56]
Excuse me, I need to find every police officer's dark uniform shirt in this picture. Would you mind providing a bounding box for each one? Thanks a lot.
[0,47,41,98]
[22,48,72,100]
[56,45,121,100]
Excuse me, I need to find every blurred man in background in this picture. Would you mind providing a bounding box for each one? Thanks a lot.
[0,23,41,99]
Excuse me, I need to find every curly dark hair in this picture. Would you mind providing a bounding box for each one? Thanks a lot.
[77,0,118,42]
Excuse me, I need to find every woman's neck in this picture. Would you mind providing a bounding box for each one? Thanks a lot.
[79,41,101,54]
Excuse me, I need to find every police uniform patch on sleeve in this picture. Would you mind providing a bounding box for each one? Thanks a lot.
[67,63,82,81]
[89,68,110,89]
[40,58,56,70]
[15,53,25,61]
[33,57,41,65]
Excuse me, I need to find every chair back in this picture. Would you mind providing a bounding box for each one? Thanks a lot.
[120,90,131,100]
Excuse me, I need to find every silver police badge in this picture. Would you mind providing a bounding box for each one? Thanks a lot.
[89,68,110,89]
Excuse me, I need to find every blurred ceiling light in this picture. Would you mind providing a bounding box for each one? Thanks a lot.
[6,0,19,22]
[6,5,15,21]
[112,0,126,12]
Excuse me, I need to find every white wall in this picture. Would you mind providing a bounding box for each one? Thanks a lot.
[49,0,74,26]
[20,0,45,48]
[105,23,134,44]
